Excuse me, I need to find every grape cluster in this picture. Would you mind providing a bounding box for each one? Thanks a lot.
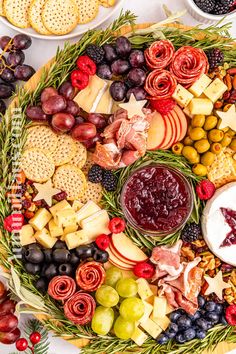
[86,37,147,102]
[0,34,35,114]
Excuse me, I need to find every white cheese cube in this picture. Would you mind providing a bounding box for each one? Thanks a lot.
[20,225,35,246]
[172,84,194,107]
[63,224,78,235]
[131,327,148,346]
[153,297,167,319]
[189,74,212,97]
[136,278,153,300]
[29,208,52,231]
[54,209,77,227]
[138,301,153,324]
[49,200,71,217]
[65,230,89,250]
[34,228,57,249]
[76,201,101,225]
[48,219,63,237]
[204,78,227,102]
[150,314,170,331]
[140,318,162,339]
[72,200,84,211]
[81,210,110,240]
[188,98,213,115]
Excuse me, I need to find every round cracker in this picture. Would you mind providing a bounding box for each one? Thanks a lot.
[20,148,55,183]
[69,141,87,169]
[29,0,51,35]
[50,134,77,166]
[0,0,5,16]
[53,164,86,200]
[4,0,31,28]
[25,125,58,154]
[99,0,116,7]
[78,181,103,204]
[75,0,99,24]
[82,152,94,175]
[42,0,78,35]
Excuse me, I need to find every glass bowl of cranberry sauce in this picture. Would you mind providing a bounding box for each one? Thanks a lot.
[121,164,194,237]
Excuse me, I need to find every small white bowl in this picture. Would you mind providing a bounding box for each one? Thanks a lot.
[184,0,236,24]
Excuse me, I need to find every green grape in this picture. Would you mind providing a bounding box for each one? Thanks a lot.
[114,316,135,340]
[95,285,119,307]
[91,306,114,335]
[119,297,144,321]
[105,266,123,288]
[116,278,138,298]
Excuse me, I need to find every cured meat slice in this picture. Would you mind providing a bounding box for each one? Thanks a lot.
[64,291,96,325]
[48,276,76,301]
[144,40,175,70]
[76,261,106,292]
[145,70,177,100]
[170,46,209,87]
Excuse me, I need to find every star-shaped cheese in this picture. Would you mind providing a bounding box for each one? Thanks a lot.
[204,270,231,300]
[217,105,236,131]
[33,180,61,207]
[119,94,147,118]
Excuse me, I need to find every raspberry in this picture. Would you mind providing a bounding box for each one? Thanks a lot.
[108,217,126,234]
[150,98,176,115]
[225,305,236,325]
[133,262,155,279]
[3,213,24,232]
[71,70,89,90]
[76,55,96,76]
[196,179,215,200]
[95,234,110,250]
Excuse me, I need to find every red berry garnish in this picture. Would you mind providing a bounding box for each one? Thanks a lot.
[196,179,215,200]
[30,331,41,345]
[3,213,24,232]
[225,305,236,326]
[76,55,96,76]
[133,262,155,279]
[16,338,28,351]
[71,70,89,90]
[108,217,126,234]
[95,234,110,250]
[150,98,176,115]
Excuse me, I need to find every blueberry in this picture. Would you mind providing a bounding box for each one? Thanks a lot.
[198,295,206,308]
[220,315,228,325]
[177,316,192,329]
[175,333,186,344]
[205,301,216,312]
[195,328,207,339]
[206,321,213,330]
[183,328,196,341]
[170,311,182,322]
[156,334,169,345]
[199,308,206,316]
[215,303,223,314]
[168,323,178,333]
[165,330,176,339]
[189,310,201,321]
[195,318,209,331]
[206,312,219,324]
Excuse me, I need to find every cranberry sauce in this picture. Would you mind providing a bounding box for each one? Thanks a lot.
[220,207,236,247]
[121,165,193,235]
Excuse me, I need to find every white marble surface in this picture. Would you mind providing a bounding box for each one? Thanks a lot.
[0,0,236,353]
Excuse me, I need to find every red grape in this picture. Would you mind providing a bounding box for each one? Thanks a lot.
[127,87,147,101]
[13,34,32,50]
[127,68,146,87]
[71,123,97,142]
[74,116,85,125]
[0,299,16,315]
[26,105,48,121]
[41,87,58,103]
[0,314,18,332]
[129,50,145,68]
[111,59,130,75]
[64,100,80,116]
[83,133,102,149]
[110,81,127,101]
[87,113,107,129]
[51,113,75,132]
[0,67,16,83]
[0,328,21,344]
[115,36,131,58]
[14,65,35,81]
[58,81,75,100]
[0,36,12,51]
[0,83,14,99]
[7,50,25,67]
[42,95,67,115]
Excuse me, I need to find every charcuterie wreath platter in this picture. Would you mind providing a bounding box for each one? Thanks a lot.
[2,10,236,354]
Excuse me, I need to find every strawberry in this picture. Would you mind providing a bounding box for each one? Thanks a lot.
[76,55,96,76]
[196,179,215,200]
[150,98,176,115]
[133,262,155,279]
[225,305,236,326]
[95,234,110,250]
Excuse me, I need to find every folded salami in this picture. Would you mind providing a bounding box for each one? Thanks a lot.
[48,276,76,301]
[64,291,96,325]
[144,40,175,70]
[76,261,106,292]
[145,70,177,100]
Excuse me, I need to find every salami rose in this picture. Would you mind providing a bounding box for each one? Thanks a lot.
[145,70,177,100]
[64,292,96,325]
[76,261,106,292]
[48,276,76,301]
[144,40,175,70]
[170,46,209,87]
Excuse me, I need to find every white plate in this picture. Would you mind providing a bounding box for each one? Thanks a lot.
[0,0,125,40]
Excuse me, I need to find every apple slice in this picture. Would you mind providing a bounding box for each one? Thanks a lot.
[173,105,187,141]
[168,109,181,144]
[107,248,134,270]
[162,113,176,150]
[109,242,136,266]
[159,114,173,149]
[147,111,167,150]
[111,233,148,263]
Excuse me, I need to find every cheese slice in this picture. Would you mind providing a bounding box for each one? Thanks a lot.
[152,297,167,319]
[20,225,35,246]
[64,230,89,250]
[150,314,170,331]
[172,84,194,107]
[76,201,101,225]
[136,278,153,300]
[34,228,57,249]
[204,78,227,102]
[29,208,52,231]
[54,209,77,227]
[72,200,84,211]
[81,210,110,240]
[139,318,162,339]
[48,219,63,237]
[95,81,113,114]
[131,327,148,346]
[49,200,72,217]
[189,74,212,97]
[188,98,213,115]
[138,301,153,324]
[63,223,78,235]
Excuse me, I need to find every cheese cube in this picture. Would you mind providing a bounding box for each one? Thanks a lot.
[138,301,153,324]
[49,200,71,217]
[189,74,212,97]
[166,304,174,314]
[20,224,35,246]
[29,208,52,231]
[72,200,84,211]
[152,297,167,319]
[54,209,77,227]
[76,201,101,225]
[172,84,194,108]
[35,228,57,249]
[188,98,213,115]
[150,314,170,331]
[136,278,153,300]
[48,219,63,237]
[204,78,227,102]
[149,284,158,296]
[63,224,78,235]
[183,106,194,119]
[131,327,148,346]
[81,210,110,240]
[140,318,162,339]
[65,230,89,250]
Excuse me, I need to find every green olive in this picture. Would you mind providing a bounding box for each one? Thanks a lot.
[172,142,184,156]
[183,136,194,146]
[210,143,222,155]
[227,129,236,137]
[208,129,224,142]
[230,138,236,151]
[188,154,200,165]
[182,146,198,162]
[189,127,205,141]
[191,115,205,128]
[194,139,210,154]
[204,115,218,131]
[192,164,208,176]
[221,133,232,147]
[201,151,215,167]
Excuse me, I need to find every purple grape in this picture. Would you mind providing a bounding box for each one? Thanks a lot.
[75,116,85,125]
[129,50,145,68]
[127,68,146,87]
[0,36,12,51]
[0,83,14,98]
[115,36,132,58]
[64,100,80,116]
[26,106,48,121]
[97,64,112,80]
[13,34,32,50]
[110,81,127,101]
[0,99,6,114]
[111,59,130,75]
[7,50,25,67]
[102,44,117,62]
[127,87,147,101]
[14,65,35,81]
[58,81,75,100]
[0,68,16,83]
